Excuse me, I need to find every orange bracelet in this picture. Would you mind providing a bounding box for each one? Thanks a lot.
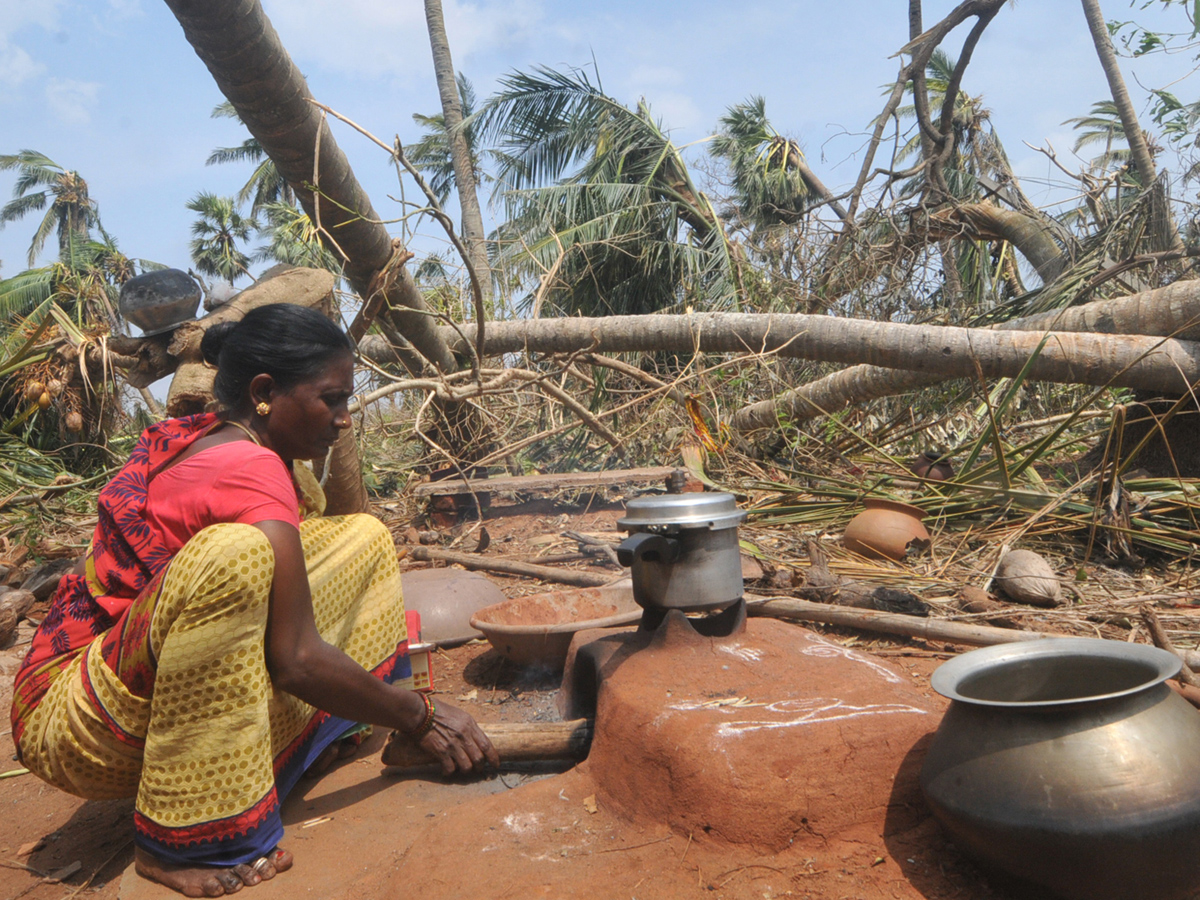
[406,692,437,739]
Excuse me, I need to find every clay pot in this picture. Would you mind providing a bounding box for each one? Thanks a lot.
[118,268,201,337]
[843,498,930,561]
[911,451,953,481]
[922,638,1200,900]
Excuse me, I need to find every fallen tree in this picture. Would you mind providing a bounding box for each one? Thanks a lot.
[162,0,454,374]
[350,282,1200,440]
[732,278,1200,435]
[421,309,1200,397]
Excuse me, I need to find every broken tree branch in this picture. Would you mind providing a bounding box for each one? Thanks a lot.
[747,595,1062,647]
[408,546,612,587]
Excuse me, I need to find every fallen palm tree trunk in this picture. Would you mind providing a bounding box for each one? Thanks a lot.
[747,595,1063,647]
[732,278,1200,434]
[408,546,612,587]
[380,719,592,769]
[383,285,1200,441]
[431,311,1200,399]
[163,0,456,374]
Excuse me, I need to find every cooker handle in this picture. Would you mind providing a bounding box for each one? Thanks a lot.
[616,533,680,567]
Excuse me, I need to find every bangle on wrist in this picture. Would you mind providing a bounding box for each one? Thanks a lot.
[403,692,437,740]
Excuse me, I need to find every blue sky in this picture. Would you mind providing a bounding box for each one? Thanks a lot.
[0,0,1191,282]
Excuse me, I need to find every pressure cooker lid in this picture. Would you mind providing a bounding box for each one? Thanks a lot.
[618,492,747,531]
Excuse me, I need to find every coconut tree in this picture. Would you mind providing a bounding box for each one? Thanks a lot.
[186,192,256,283]
[475,65,737,316]
[0,229,142,326]
[422,0,492,300]
[894,50,1014,199]
[888,50,1036,308]
[408,74,497,206]
[0,151,99,267]
[710,97,846,230]
[253,200,343,275]
[207,101,294,216]
[1080,0,1159,184]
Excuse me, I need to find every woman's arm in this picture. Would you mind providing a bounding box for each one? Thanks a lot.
[255,520,498,774]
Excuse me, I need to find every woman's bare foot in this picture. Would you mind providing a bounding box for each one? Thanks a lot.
[303,734,364,778]
[134,846,293,897]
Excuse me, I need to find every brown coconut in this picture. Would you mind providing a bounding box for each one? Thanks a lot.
[995,549,1061,607]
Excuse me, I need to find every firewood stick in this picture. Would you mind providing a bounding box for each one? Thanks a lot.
[1141,606,1200,686]
[0,590,35,645]
[408,547,611,587]
[746,596,1062,648]
[1168,680,1200,709]
[381,719,593,769]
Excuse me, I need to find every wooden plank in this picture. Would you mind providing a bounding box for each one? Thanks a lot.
[381,719,593,769]
[746,596,1062,647]
[412,466,676,498]
[407,547,613,587]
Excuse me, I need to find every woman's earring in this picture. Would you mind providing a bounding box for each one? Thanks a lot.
[256,402,271,417]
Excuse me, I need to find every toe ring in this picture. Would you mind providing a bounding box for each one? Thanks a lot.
[253,857,271,873]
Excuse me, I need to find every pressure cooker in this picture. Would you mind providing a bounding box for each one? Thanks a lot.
[616,492,747,612]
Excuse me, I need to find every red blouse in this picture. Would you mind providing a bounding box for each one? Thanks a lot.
[145,441,301,553]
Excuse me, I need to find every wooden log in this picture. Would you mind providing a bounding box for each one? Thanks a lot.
[746,596,1063,648]
[1169,680,1200,710]
[408,547,612,587]
[1143,606,1200,686]
[412,467,676,498]
[0,590,36,645]
[380,718,592,769]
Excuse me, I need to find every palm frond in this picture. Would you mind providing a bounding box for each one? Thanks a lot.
[206,138,265,167]
[0,267,56,322]
[0,191,48,225]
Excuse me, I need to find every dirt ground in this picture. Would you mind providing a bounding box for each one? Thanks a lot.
[0,493,1106,900]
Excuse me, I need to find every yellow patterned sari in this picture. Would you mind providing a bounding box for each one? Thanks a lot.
[11,415,410,866]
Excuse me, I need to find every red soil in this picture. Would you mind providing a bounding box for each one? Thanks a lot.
[0,500,1034,899]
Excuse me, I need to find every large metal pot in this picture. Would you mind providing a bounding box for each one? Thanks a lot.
[921,638,1200,900]
[616,493,746,611]
[118,269,201,336]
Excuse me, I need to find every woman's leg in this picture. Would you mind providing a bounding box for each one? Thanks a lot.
[138,515,410,894]
[133,523,284,868]
[16,523,291,895]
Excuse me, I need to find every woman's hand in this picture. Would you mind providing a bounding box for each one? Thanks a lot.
[418,702,499,775]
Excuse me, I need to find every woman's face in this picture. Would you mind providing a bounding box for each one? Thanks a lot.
[257,351,355,461]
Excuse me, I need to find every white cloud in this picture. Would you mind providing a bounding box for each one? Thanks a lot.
[262,0,547,84]
[0,40,42,86]
[45,77,99,124]
[0,0,66,87]
[104,0,142,19]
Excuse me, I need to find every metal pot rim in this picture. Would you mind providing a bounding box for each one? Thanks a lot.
[618,491,747,531]
[931,637,1181,708]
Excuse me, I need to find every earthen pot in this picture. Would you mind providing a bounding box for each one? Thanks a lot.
[911,451,953,481]
[843,498,930,561]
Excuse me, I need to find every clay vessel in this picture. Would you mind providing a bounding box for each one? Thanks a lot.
[118,269,201,336]
[470,581,640,669]
[843,498,930,561]
[910,451,953,481]
[921,638,1200,900]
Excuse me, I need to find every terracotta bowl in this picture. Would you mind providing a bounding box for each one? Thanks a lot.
[469,581,640,669]
[843,498,931,562]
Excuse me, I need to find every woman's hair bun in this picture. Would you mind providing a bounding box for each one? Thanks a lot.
[200,320,239,366]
